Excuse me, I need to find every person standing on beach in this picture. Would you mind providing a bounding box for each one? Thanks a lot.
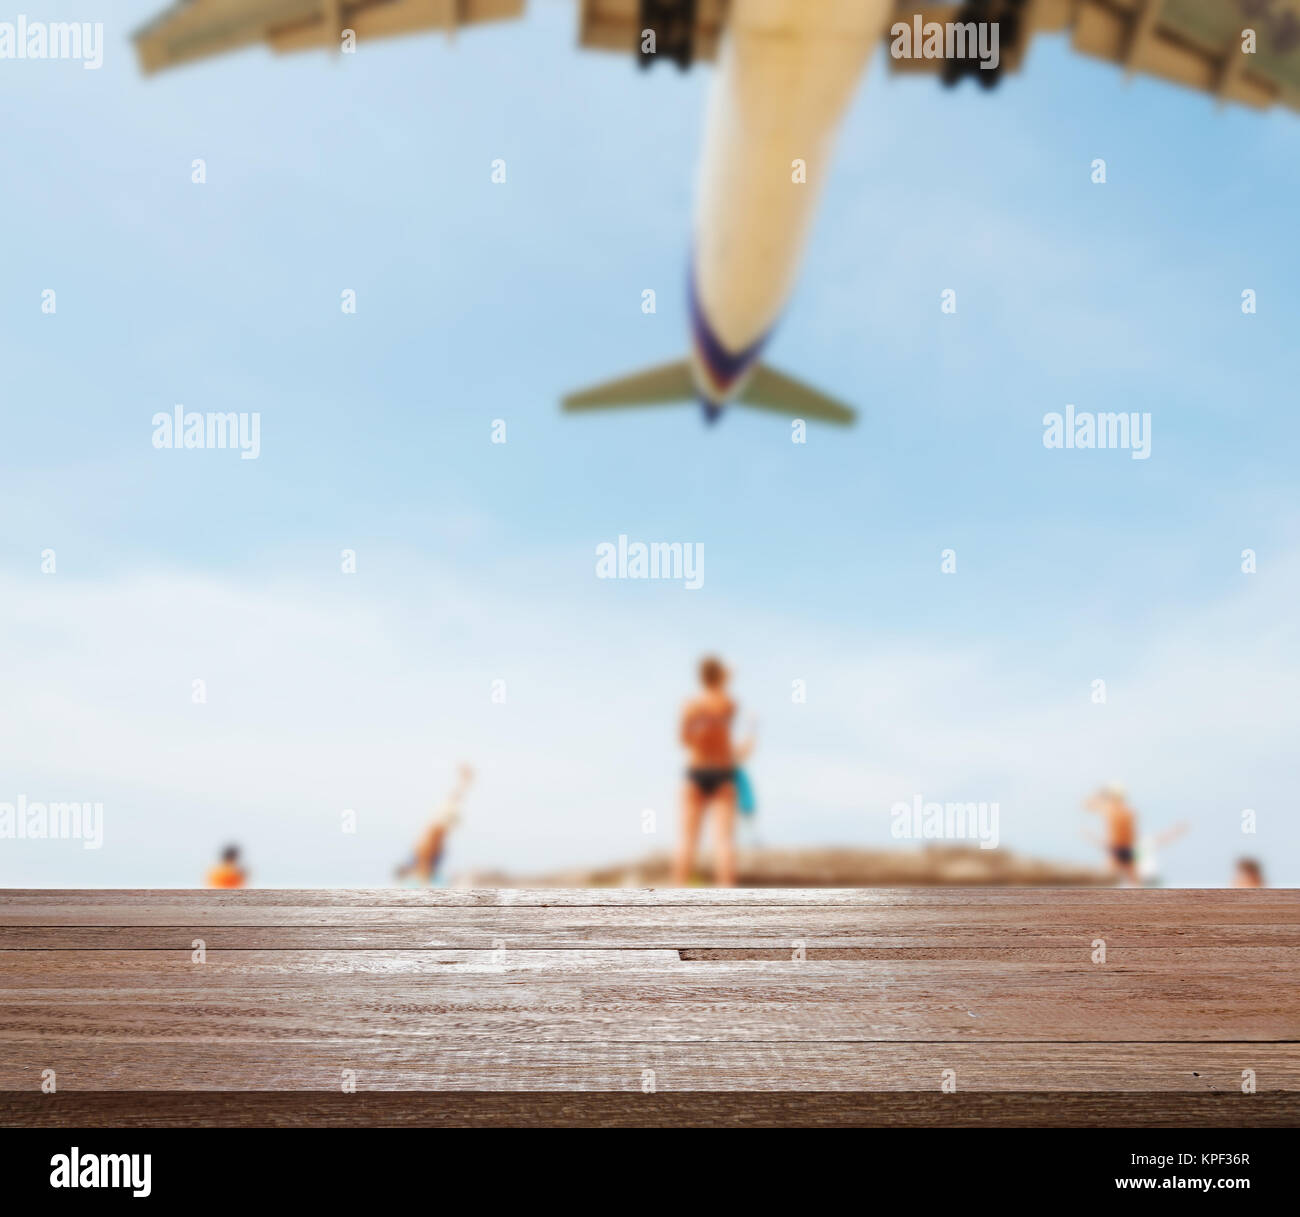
[1084,783,1139,886]
[205,844,247,889]
[673,657,739,887]
[1233,858,1265,888]
[396,764,473,886]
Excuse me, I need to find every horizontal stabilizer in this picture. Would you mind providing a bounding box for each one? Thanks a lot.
[562,360,696,412]
[737,364,856,425]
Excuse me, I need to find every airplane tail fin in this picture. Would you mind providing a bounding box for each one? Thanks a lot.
[562,360,696,413]
[736,364,857,425]
[561,359,856,425]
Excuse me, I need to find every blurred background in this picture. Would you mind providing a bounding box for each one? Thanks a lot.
[1,1,1296,887]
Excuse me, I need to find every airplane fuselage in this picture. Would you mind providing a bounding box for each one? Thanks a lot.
[689,0,888,419]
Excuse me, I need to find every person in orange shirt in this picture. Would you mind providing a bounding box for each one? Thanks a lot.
[206,844,247,889]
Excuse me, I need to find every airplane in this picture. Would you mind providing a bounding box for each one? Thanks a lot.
[135,1,1300,426]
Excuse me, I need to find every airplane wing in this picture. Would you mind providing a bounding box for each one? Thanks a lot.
[887,1,1300,115]
[133,0,728,75]
[135,0,528,74]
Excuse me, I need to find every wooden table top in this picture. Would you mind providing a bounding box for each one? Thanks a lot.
[2,887,1297,1127]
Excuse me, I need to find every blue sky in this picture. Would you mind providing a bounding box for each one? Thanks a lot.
[1,1,1297,886]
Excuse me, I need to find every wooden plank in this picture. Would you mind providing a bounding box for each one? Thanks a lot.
[6,946,1298,978]
[6,943,1295,964]
[2,1042,1297,1092]
[3,888,1297,950]
[5,900,1296,929]
[680,945,1300,962]
[0,1002,1292,1046]
[8,925,1297,949]
[2,961,1296,1041]
[5,1091,1296,1128]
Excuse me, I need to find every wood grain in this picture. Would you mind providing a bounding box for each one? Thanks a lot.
[1,888,1296,1127]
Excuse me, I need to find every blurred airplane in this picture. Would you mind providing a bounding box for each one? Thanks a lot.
[135,1,1300,425]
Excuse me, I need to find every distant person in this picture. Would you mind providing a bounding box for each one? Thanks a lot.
[1135,821,1189,887]
[673,657,739,887]
[1084,783,1138,886]
[206,844,247,889]
[396,764,473,886]
[1233,857,1265,888]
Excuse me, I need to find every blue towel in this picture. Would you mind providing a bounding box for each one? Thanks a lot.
[735,768,756,816]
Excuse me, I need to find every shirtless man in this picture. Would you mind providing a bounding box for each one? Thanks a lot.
[1233,857,1265,888]
[396,764,473,885]
[1084,783,1139,886]
[673,657,738,887]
